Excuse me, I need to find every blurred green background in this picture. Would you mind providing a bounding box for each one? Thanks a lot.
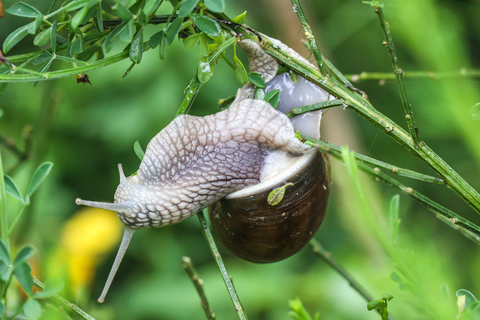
[2,0,480,319]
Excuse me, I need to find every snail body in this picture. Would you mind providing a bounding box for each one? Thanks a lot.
[76,36,333,302]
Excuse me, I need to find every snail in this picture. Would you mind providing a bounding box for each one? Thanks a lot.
[76,37,332,302]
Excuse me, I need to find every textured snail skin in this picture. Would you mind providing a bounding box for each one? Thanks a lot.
[112,98,311,229]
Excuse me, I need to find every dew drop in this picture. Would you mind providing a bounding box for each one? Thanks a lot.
[470,103,480,121]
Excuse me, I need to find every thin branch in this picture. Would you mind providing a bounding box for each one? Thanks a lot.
[182,256,216,320]
[346,69,480,82]
[374,6,419,145]
[33,277,96,320]
[197,210,247,320]
[286,99,346,117]
[303,136,480,242]
[290,0,328,75]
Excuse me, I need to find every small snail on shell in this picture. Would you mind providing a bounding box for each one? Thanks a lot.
[76,37,332,302]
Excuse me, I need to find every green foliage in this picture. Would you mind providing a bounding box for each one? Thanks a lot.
[267,182,294,206]
[367,295,393,320]
[289,297,320,320]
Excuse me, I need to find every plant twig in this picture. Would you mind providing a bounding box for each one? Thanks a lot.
[33,277,96,320]
[0,152,7,244]
[182,256,216,320]
[346,69,480,82]
[303,136,480,242]
[374,6,419,145]
[286,99,346,117]
[197,209,247,320]
[290,0,327,75]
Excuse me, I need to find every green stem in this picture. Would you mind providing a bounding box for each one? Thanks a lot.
[33,277,96,320]
[374,6,419,144]
[346,69,480,82]
[182,256,216,320]
[303,136,480,241]
[0,152,8,245]
[7,206,26,236]
[287,99,346,117]
[197,210,247,320]
[290,0,327,75]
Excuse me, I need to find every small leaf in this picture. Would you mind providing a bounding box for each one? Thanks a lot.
[200,33,210,56]
[37,57,53,73]
[197,55,211,83]
[51,20,57,54]
[34,278,64,298]
[233,11,246,24]
[14,261,33,294]
[115,2,133,20]
[457,289,477,310]
[71,5,88,30]
[248,72,265,88]
[144,0,162,16]
[120,19,135,43]
[130,28,144,64]
[389,194,401,242]
[178,0,199,17]
[0,260,7,274]
[23,298,42,318]
[95,3,103,33]
[0,238,11,264]
[0,299,4,316]
[13,245,36,267]
[25,162,53,200]
[183,33,201,51]
[166,16,183,45]
[6,2,42,18]
[65,0,90,12]
[204,0,225,13]
[190,13,220,36]
[255,88,265,100]
[159,34,166,59]
[133,141,145,161]
[29,15,43,34]
[265,89,280,109]
[104,22,128,52]
[3,24,30,53]
[367,300,381,311]
[33,51,53,65]
[33,27,51,46]
[234,44,247,85]
[149,30,165,48]
[267,182,294,206]
[4,175,23,201]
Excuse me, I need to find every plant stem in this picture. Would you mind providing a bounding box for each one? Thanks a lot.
[197,210,247,320]
[309,239,374,302]
[303,136,480,242]
[0,152,8,245]
[374,6,419,144]
[346,69,480,82]
[286,99,346,117]
[182,256,216,320]
[290,0,327,75]
[33,277,96,320]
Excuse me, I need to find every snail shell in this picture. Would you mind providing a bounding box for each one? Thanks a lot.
[211,148,330,263]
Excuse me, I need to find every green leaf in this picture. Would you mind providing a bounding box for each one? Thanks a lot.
[120,19,135,43]
[133,141,145,161]
[130,28,144,64]
[362,1,384,8]
[3,24,30,53]
[248,72,265,88]
[178,0,198,17]
[33,27,51,46]
[234,57,247,85]
[0,238,10,264]
[183,33,201,51]
[149,30,165,48]
[104,22,128,52]
[267,182,294,206]
[23,298,42,318]
[65,0,90,12]
[367,300,381,311]
[144,0,162,16]
[159,34,166,59]
[115,2,133,20]
[71,5,89,30]
[197,55,211,83]
[265,89,280,109]
[6,2,42,18]
[200,33,210,56]
[0,260,7,274]
[34,278,64,298]
[77,44,100,61]
[13,245,36,267]
[457,289,477,310]
[166,17,183,45]
[37,57,53,73]
[95,3,103,33]
[0,300,4,317]
[203,0,225,13]
[14,261,33,294]
[29,15,44,34]
[190,13,220,36]
[4,175,23,201]
[33,51,53,65]
[233,11,246,24]
[389,194,401,242]
[51,20,57,54]
[25,162,53,200]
